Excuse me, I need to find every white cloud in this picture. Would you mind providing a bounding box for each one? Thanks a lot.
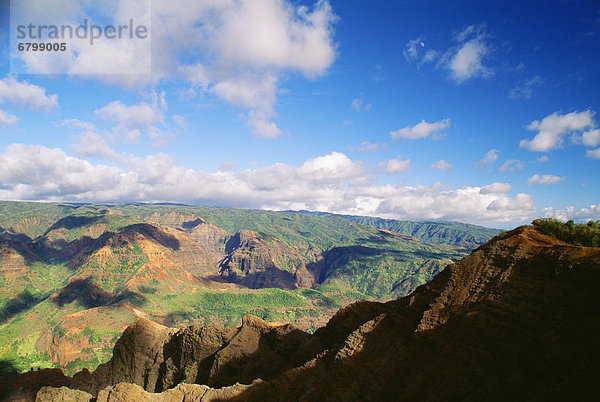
[0,76,58,111]
[431,159,452,171]
[586,148,600,159]
[71,132,121,161]
[0,144,537,226]
[374,185,534,226]
[0,110,19,125]
[527,174,566,185]
[94,96,166,143]
[444,25,492,83]
[541,204,600,222]
[391,118,450,140]
[582,129,600,147]
[480,182,511,194]
[509,76,544,100]
[498,159,524,172]
[537,156,550,163]
[385,158,411,174]
[520,110,595,152]
[13,0,337,138]
[475,149,499,168]
[12,0,151,80]
[299,152,363,181]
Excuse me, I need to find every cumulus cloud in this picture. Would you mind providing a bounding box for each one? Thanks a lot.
[480,182,512,194]
[94,93,167,143]
[0,110,19,125]
[475,149,499,168]
[586,148,600,159]
[527,174,566,185]
[541,204,600,222]
[374,185,534,226]
[498,159,524,172]
[0,76,58,111]
[391,118,450,140]
[14,0,337,138]
[537,156,550,163]
[385,158,411,174]
[581,129,600,147]
[12,0,151,80]
[443,25,493,83]
[431,159,452,171]
[520,110,595,152]
[71,132,121,161]
[0,145,537,226]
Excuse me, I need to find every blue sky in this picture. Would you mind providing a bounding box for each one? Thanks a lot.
[0,0,599,228]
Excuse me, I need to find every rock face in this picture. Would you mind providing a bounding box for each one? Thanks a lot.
[29,226,600,400]
[68,314,317,398]
[219,230,309,289]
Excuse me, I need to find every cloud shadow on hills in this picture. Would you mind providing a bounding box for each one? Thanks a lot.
[51,278,149,309]
[0,290,46,324]
[305,244,457,286]
[51,278,112,309]
[12,221,181,272]
[44,215,103,233]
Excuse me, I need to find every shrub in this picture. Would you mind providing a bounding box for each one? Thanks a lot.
[532,218,600,247]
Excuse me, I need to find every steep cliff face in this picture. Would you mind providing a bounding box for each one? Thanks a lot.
[269,226,600,401]
[68,315,318,398]
[219,230,310,289]
[25,225,600,401]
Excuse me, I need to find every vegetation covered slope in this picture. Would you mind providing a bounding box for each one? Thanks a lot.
[291,210,502,248]
[11,224,600,401]
[0,201,481,376]
[532,218,600,247]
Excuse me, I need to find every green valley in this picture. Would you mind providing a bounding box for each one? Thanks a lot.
[0,201,499,375]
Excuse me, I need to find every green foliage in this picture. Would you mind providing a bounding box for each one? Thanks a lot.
[532,218,600,247]
[295,211,501,249]
[53,324,67,338]
[0,201,497,377]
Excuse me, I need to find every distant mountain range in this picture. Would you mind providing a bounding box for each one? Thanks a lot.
[5,223,599,401]
[289,210,502,248]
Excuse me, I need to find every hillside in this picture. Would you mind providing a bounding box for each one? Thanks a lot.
[0,201,481,376]
[7,224,599,401]
[291,210,502,248]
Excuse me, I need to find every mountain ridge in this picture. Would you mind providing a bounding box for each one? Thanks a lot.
[0,201,485,376]
[4,224,597,401]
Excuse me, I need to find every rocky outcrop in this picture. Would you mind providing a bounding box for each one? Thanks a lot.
[36,386,92,402]
[67,314,318,398]
[29,226,600,400]
[36,381,257,401]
